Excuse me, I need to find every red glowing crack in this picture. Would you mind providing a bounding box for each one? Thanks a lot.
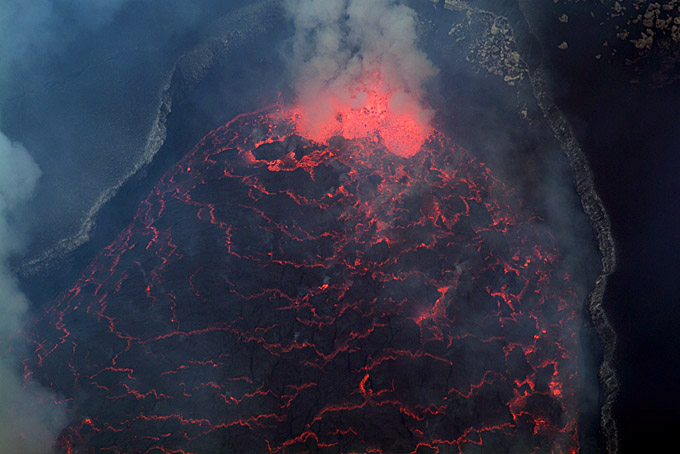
[29,97,580,454]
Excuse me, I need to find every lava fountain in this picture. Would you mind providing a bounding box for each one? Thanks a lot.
[288,71,432,158]
[30,73,581,454]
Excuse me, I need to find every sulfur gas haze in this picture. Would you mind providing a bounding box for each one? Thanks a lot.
[0,2,145,451]
[0,2,281,451]
[0,0,254,274]
[0,1,171,452]
[284,0,438,157]
[0,133,66,453]
[0,0,608,452]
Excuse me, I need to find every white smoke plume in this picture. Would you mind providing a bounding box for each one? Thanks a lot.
[284,0,438,153]
[0,2,137,451]
[0,132,66,452]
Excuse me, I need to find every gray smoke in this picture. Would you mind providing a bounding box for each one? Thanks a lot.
[0,1,137,452]
[0,0,129,87]
[0,0,228,273]
[284,0,438,143]
[0,132,66,453]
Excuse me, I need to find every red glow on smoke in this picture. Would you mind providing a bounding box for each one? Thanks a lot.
[288,72,432,157]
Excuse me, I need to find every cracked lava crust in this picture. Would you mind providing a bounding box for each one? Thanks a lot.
[31,106,581,454]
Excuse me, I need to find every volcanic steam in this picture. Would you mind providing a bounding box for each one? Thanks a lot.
[285,0,437,157]
[31,106,580,453]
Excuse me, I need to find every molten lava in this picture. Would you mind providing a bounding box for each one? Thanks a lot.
[288,72,432,157]
[30,104,581,454]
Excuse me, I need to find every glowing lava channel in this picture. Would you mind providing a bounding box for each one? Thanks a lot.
[288,72,432,158]
[29,105,581,454]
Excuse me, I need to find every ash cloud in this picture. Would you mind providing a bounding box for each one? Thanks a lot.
[284,0,438,140]
[0,1,141,451]
[0,132,65,452]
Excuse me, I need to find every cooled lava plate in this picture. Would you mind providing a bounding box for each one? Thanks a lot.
[32,107,580,454]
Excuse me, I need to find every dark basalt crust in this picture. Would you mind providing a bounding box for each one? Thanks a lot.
[32,109,583,453]
[15,2,614,452]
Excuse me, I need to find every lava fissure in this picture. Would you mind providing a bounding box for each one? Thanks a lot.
[30,105,580,454]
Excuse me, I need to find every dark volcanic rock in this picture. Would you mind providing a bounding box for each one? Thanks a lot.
[31,107,581,453]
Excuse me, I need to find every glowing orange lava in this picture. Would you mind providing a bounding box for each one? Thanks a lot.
[287,72,432,157]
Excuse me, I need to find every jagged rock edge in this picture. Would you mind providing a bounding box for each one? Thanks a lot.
[529,68,619,454]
